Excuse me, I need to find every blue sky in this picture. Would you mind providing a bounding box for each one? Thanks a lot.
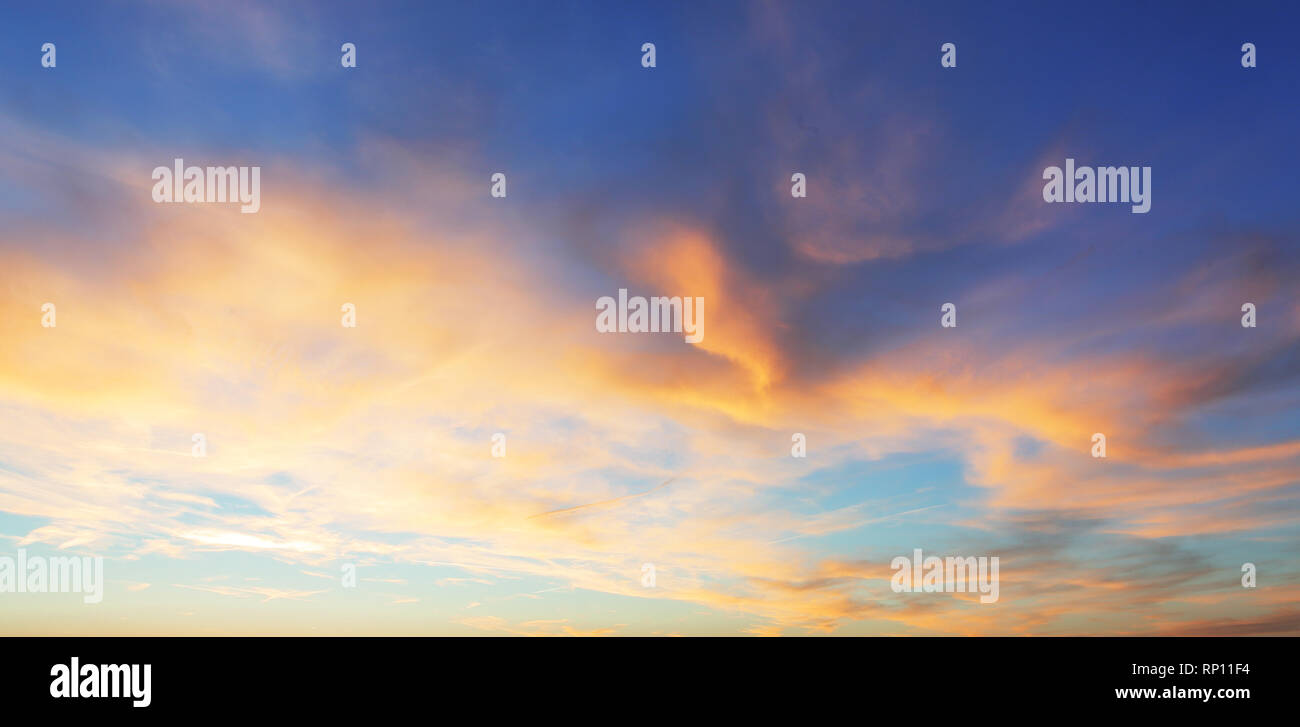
[0,1,1296,635]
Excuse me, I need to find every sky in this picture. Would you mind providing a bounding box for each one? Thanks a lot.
[0,0,1297,636]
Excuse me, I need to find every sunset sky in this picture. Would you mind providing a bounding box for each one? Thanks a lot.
[1,1,1297,635]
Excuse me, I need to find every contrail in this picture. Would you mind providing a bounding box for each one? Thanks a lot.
[769,503,946,543]
[528,477,677,519]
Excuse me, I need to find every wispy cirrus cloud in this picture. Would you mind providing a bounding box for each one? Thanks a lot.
[1,0,1297,636]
